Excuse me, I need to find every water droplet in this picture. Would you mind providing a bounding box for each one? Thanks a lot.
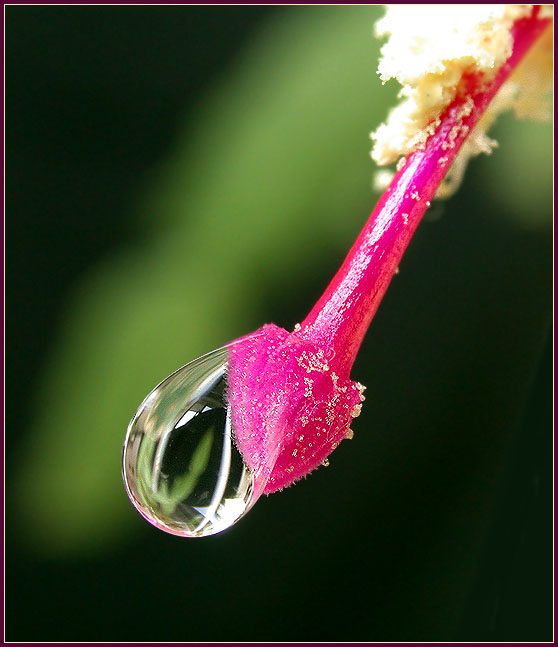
[122,347,256,538]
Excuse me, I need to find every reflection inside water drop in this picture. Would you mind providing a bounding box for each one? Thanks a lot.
[122,347,256,537]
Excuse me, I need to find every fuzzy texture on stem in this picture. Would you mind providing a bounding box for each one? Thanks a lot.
[228,325,363,495]
[228,7,551,495]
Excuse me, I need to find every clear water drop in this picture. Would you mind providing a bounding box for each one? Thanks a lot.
[122,347,256,538]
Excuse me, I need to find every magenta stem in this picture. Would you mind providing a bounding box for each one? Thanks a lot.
[298,9,550,374]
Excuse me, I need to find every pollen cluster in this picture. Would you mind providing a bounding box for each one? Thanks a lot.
[371,4,553,197]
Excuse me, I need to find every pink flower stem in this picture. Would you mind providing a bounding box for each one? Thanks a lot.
[298,8,550,375]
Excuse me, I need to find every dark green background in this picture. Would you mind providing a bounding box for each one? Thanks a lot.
[6,6,552,642]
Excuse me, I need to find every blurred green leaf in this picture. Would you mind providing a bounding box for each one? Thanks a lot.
[473,113,552,229]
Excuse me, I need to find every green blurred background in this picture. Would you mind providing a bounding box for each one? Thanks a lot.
[6,5,552,642]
